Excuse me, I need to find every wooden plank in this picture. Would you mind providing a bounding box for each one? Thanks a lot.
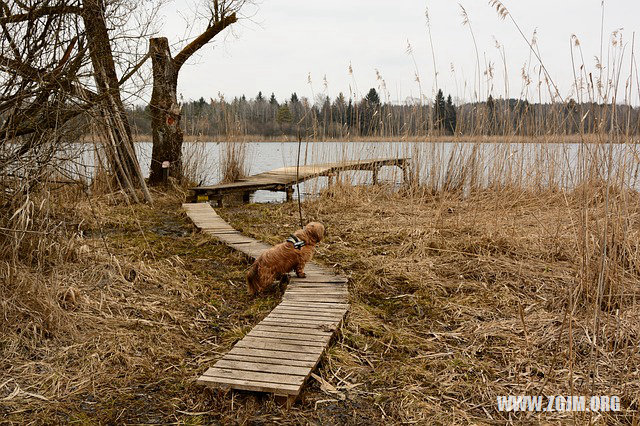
[278,301,349,310]
[239,335,327,350]
[197,375,301,395]
[285,282,346,288]
[247,329,332,343]
[283,296,347,304]
[228,346,318,362]
[260,318,340,328]
[271,309,346,319]
[284,289,348,296]
[266,313,344,322]
[274,304,348,312]
[263,312,343,322]
[223,353,316,368]
[202,367,306,386]
[283,292,347,299]
[252,324,333,336]
[290,276,348,284]
[235,338,326,353]
[213,359,310,376]
[271,307,346,317]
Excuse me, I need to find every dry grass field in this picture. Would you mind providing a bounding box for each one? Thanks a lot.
[3,182,638,424]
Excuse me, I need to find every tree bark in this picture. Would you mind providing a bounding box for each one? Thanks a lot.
[148,37,183,185]
[83,0,153,203]
[148,13,236,186]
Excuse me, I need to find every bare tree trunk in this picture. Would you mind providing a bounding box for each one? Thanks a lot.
[83,0,153,203]
[148,11,236,186]
[148,37,183,185]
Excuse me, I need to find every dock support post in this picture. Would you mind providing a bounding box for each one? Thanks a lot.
[285,187,294,202]
[372,166,380,185]
[327,173,333,187]
[401,164,409,185]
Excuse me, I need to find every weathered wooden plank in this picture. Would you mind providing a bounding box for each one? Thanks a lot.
[271,307,346,318]
[222,353,316,368]
[274,303,348,311]
[197,375,301,395]
[290,276,348,284]
[260,317,340,328]
[235,337,326,353]
[283,290,348,296]
[266,312,344,322]
[228,346,319,362]
[278,301,349,310]
[247,329,332,343]
[213,359,310,376]
[252,323,333,336]
[202,367,306,386]
[239,335,327,350]
[283,296,348,304]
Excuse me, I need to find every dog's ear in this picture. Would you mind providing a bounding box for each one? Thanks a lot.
[305,222,325,243]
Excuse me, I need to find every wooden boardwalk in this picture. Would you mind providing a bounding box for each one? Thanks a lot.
[183,202,349,406]
[190,157,409,204]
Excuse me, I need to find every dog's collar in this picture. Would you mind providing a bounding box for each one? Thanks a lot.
[286,234,306,250]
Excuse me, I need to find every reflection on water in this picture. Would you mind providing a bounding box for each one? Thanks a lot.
[65,141,640,203]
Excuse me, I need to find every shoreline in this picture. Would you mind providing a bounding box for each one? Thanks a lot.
[128,134,639,144]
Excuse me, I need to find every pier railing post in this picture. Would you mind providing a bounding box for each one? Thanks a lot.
[401,163,409,185]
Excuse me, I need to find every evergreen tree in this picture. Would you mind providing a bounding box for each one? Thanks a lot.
[333,93,347,124]
[365,87,381,105]
[346,99,354,128]
[256,91,264,101]
[433,89,446,131]
[445,95,457,134]
[486,94,496,134]
[276,104,292,127]
[269,92,278,105]
[290,92,299,103]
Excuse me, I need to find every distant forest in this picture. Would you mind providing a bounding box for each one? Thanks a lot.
[126,88,640,139]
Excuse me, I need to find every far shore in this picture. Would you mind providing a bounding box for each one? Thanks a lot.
[128,133,638,144]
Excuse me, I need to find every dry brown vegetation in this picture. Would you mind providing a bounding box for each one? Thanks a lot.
[1,181,639,423]
[220,184,640,424]
[1,190,283,424]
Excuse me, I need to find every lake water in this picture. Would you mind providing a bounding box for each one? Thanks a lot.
[69,141,640,203]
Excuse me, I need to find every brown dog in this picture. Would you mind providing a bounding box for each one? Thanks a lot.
[246,222,325,295]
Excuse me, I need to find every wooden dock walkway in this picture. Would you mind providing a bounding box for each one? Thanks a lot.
[183,202,349,406]
[190,157,409,204]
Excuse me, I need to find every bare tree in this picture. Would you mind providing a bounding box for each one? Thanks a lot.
[83,0,152,202]
[148,0,248,185]
[0,0,153,203]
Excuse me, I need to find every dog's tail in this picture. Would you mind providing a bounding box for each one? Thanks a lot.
[246,263,259,296]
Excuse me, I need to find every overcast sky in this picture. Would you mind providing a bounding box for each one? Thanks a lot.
[152,0,639,105]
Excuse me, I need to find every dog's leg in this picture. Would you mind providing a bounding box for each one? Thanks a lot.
[246,263,259,296]
[278,274,289,294]
[294,262,306,278]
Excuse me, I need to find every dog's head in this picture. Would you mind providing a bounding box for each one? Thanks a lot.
[304,222,325,244]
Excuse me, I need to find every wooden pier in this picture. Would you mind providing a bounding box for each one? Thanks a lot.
[190,157,409,205]
[183,202,349,406]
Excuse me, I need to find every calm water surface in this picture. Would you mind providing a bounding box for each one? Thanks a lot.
[70,141,640,203]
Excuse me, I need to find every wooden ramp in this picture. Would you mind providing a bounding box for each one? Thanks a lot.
[190,157,409,204]
[183,202,349,405]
